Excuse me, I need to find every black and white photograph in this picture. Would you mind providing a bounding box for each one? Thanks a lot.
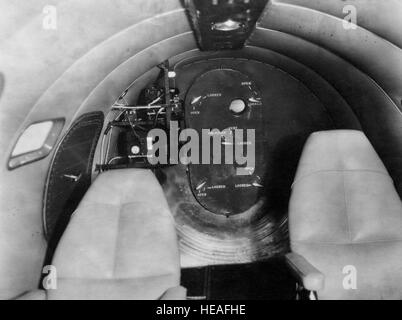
[0,0,402,307]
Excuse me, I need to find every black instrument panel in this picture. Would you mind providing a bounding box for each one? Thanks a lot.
[185,68,266,216]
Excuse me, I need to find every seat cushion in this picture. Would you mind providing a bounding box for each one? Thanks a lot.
[48,169,180,300]
[289,130,402,299]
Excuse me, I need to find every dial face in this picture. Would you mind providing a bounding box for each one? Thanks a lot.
[185,68,265,216]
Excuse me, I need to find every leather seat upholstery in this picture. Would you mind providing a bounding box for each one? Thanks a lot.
[289,130,402,299]
[47,169,182,300]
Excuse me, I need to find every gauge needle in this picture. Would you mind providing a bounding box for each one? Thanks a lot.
[63,173,82,182]
[252,182,263,188]
[191,96,202,104]
[196,181,207,190]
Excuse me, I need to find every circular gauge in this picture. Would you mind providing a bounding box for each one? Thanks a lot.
[185,68,265,216]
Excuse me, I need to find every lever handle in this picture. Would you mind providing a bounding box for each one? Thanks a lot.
[63,173,82,182]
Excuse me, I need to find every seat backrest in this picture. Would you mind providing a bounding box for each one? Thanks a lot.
[289,130,402,299]
[47,169,182,300]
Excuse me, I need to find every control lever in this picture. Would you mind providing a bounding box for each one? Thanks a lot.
[63,173,82,182]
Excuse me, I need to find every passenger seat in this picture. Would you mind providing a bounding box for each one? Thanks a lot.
[286,130,402,299]
[47,169,184,300]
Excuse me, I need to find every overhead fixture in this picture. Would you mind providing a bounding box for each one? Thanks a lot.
[211,19,243,31]
[184,0,269,50]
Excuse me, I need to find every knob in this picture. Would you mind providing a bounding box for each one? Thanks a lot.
[229,99,246,115]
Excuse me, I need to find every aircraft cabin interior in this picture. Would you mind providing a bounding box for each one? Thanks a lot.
[0,0,402,300]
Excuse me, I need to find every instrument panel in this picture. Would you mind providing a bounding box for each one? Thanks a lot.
[185,68,266,216]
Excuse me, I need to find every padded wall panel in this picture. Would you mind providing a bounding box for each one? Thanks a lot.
[43,112,104,262]
[256,0,402,109]
[276,0,402,49]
